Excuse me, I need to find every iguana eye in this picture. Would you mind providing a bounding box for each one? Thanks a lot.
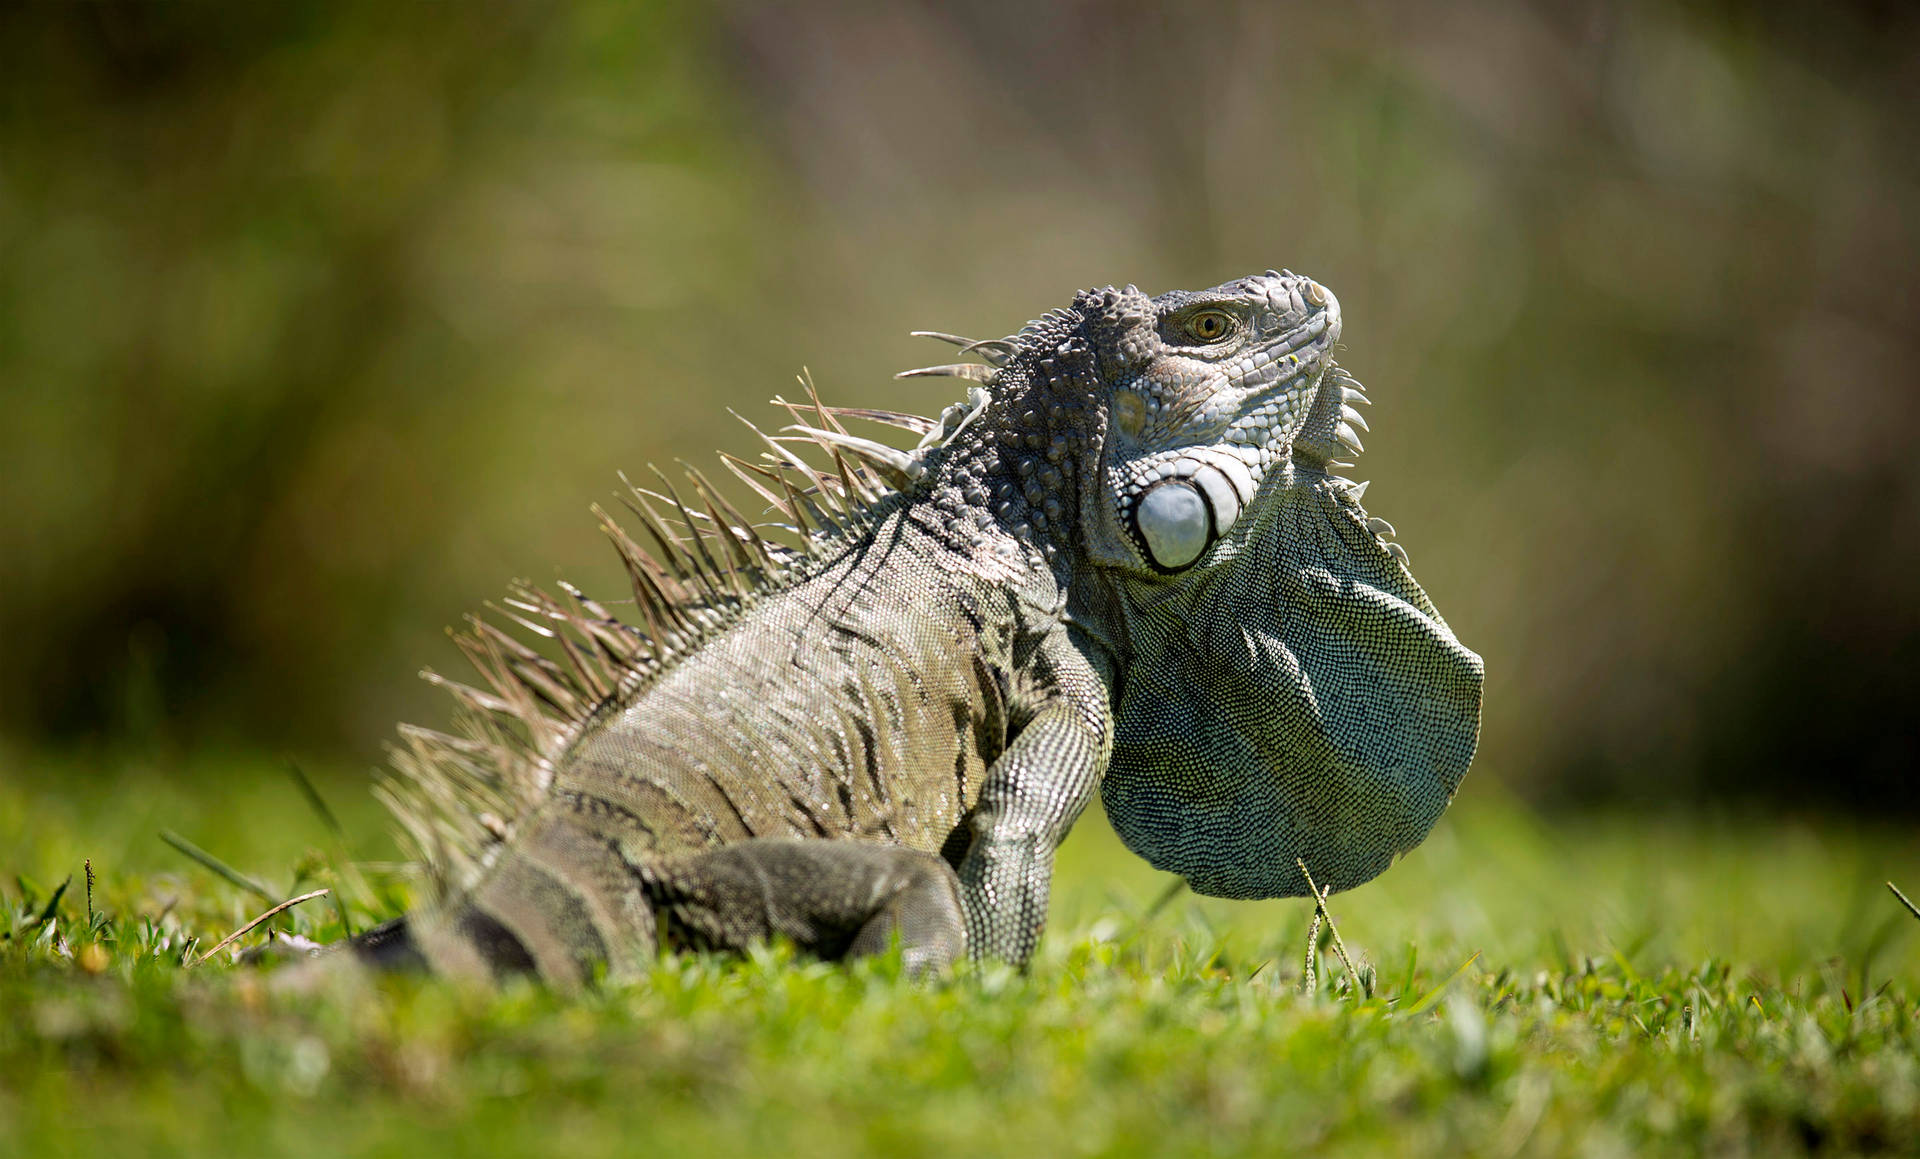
[1186,310,1232,343]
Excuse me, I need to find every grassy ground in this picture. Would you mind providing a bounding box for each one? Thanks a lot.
[3,749,1917,1157]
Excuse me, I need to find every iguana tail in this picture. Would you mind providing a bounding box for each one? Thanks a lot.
[350,811,660,986]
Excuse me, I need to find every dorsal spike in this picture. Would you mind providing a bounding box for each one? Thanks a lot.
[616,473,698,586]
[744,414,832,498]
[960,339,1017,367]
[656,475,744,598]
[820,407,940,437]
[782,424,917,488]
[798,368,846,434]
[909,330,985,349]
[385,368,956,899]
[788,378,873,514]
[684,465,774,575]
[478,603,555,647]
[653,464,734,599]
[553,580,610,621]
[749,450,823,537]
[895,363,999,384]
[512,585,622,693]
[767,435,864,515]
[593,504,673,643]
[718,449,799,521]
[906,331,1015,367]
[418,667,513,716]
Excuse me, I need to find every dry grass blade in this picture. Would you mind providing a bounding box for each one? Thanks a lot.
[1300,903,1323,996]
[1890,881,1920,923]
[192,888,330,967]
[1297,858,1363,996]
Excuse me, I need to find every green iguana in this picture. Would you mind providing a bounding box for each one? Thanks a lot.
[350,271,1483,985]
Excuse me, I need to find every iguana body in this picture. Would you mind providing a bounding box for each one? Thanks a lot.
[361,272,1483,985]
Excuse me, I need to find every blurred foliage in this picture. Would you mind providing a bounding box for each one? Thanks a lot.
[1,1,1916,810]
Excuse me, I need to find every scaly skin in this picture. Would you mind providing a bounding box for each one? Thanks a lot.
[360,271,1483,985]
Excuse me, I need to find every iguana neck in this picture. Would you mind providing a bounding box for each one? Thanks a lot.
[911,310,1106,584]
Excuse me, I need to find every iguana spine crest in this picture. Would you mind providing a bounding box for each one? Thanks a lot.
[379,361,1003,903]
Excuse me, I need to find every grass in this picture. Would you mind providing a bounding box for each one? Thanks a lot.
[2,749,1917,1157]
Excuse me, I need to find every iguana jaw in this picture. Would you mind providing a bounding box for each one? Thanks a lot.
[1081,271,1343,577]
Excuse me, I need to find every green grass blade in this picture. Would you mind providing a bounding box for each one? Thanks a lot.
[32,876,70,929]
[1402,950,1481,1016]
[283,760,347,842]
[283,759,364,936]
[159,831,277,905]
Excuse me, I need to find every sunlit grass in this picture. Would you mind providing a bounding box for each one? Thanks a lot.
[3,754,1917,1156]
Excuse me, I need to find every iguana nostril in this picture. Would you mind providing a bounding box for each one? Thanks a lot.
[1134,481,1211,569]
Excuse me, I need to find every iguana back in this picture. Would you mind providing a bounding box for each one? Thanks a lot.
[361,270,1483,985]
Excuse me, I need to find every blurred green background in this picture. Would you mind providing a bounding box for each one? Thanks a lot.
[2,0,1916,814]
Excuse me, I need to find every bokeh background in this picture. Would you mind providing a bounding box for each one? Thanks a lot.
[3,0,1916,815]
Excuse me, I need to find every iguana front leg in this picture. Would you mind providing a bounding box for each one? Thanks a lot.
[956,634,1113,965]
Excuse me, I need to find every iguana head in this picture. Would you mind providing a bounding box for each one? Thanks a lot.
[953,270,1484,902]
[906,272,1340,570]
[1071,272,1341,575]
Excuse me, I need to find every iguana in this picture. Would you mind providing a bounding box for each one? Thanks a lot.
[350,270,1483,986]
